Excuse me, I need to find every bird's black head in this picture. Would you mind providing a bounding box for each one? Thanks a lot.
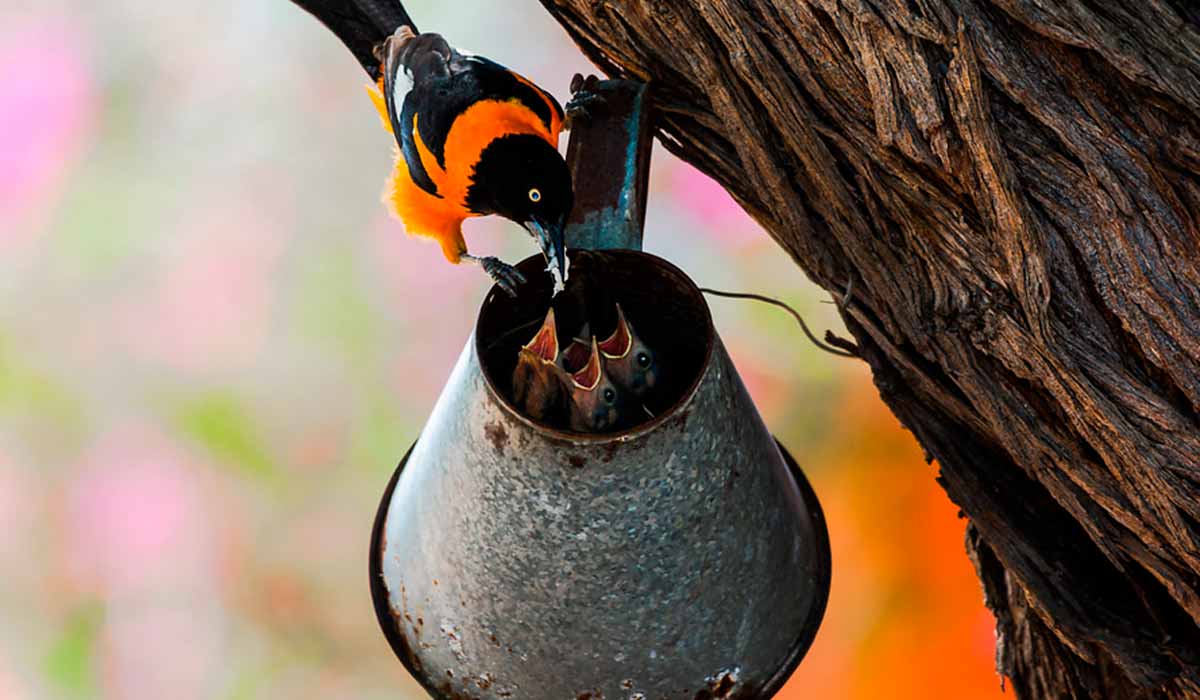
[467,134,573,285]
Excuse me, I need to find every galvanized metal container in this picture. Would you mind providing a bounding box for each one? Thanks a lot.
[371,250,830,699]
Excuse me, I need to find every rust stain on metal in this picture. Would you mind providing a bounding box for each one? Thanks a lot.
[387,606,423,675]
[433,670,498,700]
[484,421,508,451]
[435,680,483,700]
[691,667,746,700]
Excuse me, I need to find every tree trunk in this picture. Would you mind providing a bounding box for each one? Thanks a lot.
[537,1,1200,697]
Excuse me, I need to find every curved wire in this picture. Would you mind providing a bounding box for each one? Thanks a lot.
[699,288,858,358]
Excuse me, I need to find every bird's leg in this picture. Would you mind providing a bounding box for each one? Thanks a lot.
[461,254,527,297]
[564,73,605,130]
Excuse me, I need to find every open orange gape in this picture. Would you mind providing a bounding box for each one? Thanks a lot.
[369,80,831,699]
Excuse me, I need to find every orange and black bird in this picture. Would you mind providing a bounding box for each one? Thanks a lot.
[290,0,578,295]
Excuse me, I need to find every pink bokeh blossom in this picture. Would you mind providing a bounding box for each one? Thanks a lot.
[370,213,485,398]
[0,16,95,250]
[65,427,213,594]
[0,451,35,566]
[102,602,222,700]
[369,211,481,314]
[63,427,225,699]
[118,201,287,370]
[0,652,29,700]
[667,162,760,248]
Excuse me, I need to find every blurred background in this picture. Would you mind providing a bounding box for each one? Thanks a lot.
[0,1,1003,697]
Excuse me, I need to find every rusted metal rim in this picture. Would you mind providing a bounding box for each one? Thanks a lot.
[368,446,422,688]
[757,441,832,696]
[368,439,832,698]
[474,249,716,445]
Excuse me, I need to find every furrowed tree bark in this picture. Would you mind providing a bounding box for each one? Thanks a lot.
[537,1,1200,697]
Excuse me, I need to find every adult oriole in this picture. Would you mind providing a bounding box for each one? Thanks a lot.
[290,0,576,294]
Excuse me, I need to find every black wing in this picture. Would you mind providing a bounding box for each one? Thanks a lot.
[289,0,417,79]
[390,39,565,198]
[386,33,453,198]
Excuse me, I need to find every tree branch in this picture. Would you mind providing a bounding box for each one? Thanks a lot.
[539,1,1200,696]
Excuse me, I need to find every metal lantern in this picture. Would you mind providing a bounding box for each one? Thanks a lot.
[370,250,830,699]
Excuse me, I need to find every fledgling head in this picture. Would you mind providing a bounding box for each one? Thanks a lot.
[566,337,624,433]
[598,304,658,399]
[467,135,573,285]
[512,309,566,422]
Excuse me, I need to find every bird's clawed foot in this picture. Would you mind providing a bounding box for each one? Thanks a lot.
[464,254,526,297]
[565,73,604,130]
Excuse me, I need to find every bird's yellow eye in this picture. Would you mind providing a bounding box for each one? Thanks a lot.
[529,188,542,202]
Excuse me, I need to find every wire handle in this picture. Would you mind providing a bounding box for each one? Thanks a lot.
[700,288,858,358]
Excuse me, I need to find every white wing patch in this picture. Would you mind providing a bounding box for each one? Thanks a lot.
[390,64,414,114]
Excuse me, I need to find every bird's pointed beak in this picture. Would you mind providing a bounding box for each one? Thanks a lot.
[525,216,568,294]
[571,337,603,390]
[521,308,559,362]
[599,303,633,358]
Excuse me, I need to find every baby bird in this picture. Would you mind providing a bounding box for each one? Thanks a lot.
[565,338,625,433]
[597,303,658,401]
[511,310,627,433]
[511,309,566,423]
